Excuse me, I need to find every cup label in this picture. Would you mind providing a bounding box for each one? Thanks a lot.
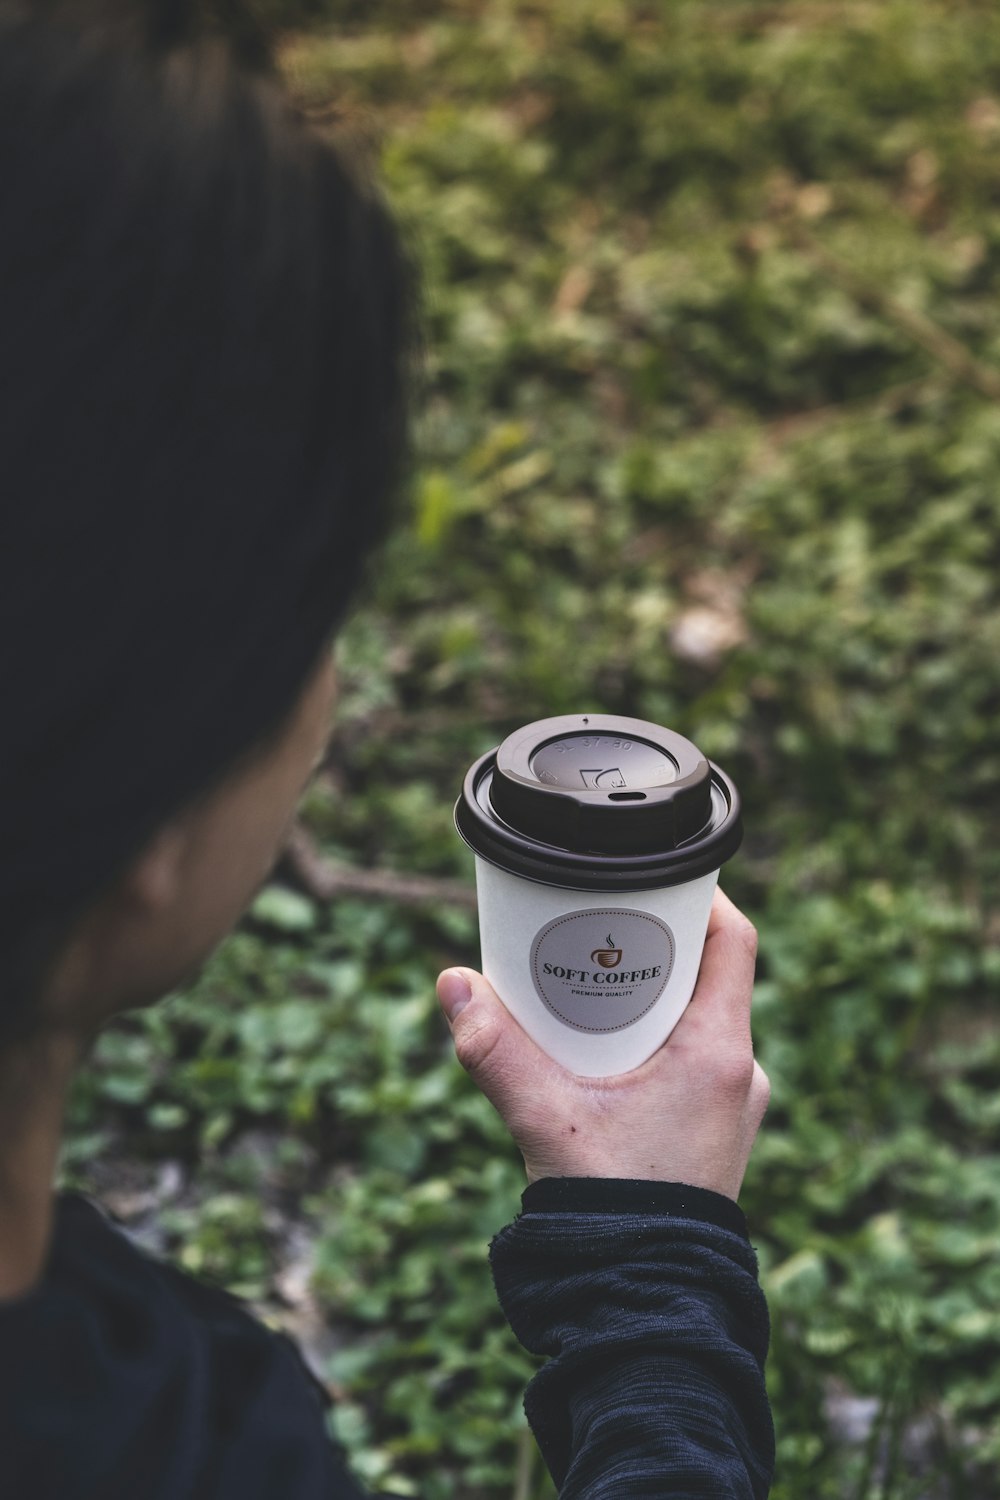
[530,907,675,1033]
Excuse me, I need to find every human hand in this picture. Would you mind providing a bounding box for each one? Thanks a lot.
[436,887,768,1200]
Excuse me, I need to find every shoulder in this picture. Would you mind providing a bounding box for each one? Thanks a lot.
[0,1192,339,1500]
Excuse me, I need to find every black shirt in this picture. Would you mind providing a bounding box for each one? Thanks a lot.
[0,1188,773,1498]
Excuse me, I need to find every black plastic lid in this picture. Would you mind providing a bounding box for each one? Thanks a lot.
[455,713,743,892]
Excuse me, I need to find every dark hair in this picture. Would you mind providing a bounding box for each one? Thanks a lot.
[0,1,413,1035]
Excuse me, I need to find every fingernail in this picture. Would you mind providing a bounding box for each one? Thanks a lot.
[437,969,472,1021]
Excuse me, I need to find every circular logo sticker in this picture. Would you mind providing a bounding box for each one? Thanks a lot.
[530,908,675,1034]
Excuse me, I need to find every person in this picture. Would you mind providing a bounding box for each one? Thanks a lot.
[0,3,774,1496]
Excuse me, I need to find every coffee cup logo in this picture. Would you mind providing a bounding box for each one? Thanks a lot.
[591,934,622,968]
[531,908,676,1035]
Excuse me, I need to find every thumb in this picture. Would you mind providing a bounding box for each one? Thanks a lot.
[436,967,555,1117]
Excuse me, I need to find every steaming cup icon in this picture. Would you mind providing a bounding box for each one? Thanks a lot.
[455,714,743,1077]
[591,937,623,968]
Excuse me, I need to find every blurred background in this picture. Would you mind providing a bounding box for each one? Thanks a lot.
[64,2,1000,1496]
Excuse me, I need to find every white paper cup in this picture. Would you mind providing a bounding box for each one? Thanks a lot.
[455,714,742,1077]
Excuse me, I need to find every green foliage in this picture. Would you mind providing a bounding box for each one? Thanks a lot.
[66,2,1000,1495]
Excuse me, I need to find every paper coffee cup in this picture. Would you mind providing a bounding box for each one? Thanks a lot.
[454,714,742,1077]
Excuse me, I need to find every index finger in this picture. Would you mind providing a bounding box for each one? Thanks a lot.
[684,885,758,1032]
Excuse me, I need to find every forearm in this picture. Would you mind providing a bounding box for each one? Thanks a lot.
[491,1180,774,1499]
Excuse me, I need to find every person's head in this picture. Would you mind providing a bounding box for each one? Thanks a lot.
[0,1,413,1041]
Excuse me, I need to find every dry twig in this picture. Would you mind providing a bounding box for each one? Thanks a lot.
[511,1428,538,1500]
[284,823,478,911]
[785,221,1000,402]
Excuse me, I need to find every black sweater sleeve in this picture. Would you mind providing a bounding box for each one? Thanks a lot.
[490,1179,774,1498]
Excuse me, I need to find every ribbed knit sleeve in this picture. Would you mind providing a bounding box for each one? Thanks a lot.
[490,1179,774,1498]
